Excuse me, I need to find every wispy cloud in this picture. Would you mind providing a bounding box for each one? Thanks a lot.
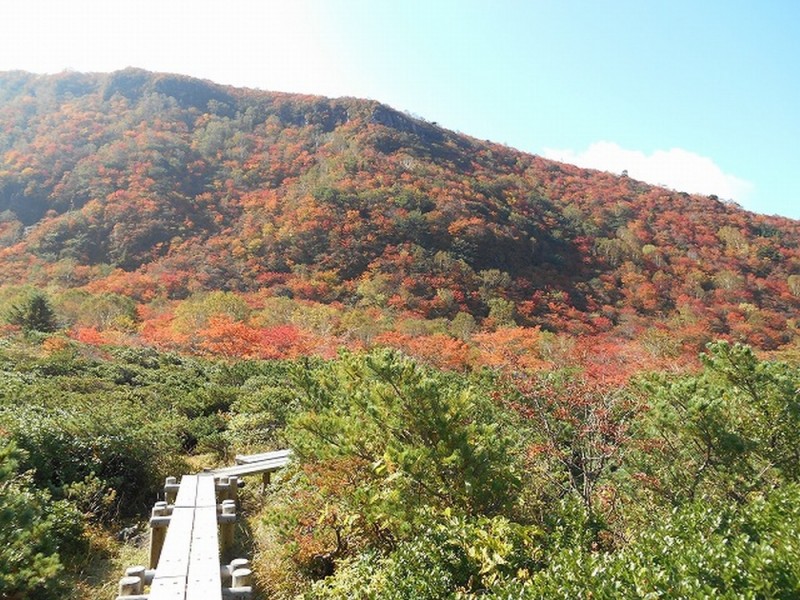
[542,142,753,204]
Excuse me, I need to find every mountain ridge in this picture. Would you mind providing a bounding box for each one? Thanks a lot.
[0,68,798,357]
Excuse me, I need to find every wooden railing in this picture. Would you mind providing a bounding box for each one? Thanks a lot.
[115,450,292,599]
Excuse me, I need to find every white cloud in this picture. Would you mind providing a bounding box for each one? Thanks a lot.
[541,141,753,204]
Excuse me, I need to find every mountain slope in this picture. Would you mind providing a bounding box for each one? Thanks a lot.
[1,69,799,351]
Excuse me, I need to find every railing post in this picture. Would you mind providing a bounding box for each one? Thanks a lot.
[149,500,170,569]
[230,557,249,572]
[232,567,252,587]
[124,565,146,594]
[220,499,236,554]
[117,575,141,597]
[229,566,253,599]
[221,557,249,585]
[165,475,178,504]
[229,475,239,504]
[218,475,231,502]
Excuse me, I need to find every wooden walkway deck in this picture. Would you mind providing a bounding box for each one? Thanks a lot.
[211,450,292,479]
[117,449,291,599]
[150,474,221,600]
[234,448,292,465]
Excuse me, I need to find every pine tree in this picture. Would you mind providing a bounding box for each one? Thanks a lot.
[8,292,58,333]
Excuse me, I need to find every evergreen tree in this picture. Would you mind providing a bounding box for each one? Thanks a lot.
[8,292,58,333]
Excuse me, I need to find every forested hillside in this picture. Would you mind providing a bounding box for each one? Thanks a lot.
[2,70,800,599]
[1,69,799,368]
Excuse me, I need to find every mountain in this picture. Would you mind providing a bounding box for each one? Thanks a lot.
[0,69,798,359]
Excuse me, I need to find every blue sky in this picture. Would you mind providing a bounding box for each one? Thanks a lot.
[1,0,797,219]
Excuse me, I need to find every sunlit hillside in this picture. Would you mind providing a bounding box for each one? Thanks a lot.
[0,69,798,370]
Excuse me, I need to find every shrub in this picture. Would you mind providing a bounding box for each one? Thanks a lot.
[497,485,800,599]
[1,400,182,520]
[0,440,86,599]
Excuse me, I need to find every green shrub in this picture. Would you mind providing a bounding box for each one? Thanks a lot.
[633,341,800,504]
[308,512,540,599]
[0,401,182,520]
[495,485,800,599]
[288,350,520,529]
[0,440,86,599]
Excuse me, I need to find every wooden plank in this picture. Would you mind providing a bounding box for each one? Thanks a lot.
[153,507,194,578]
[234,448,293,464]
[149,575,185,600]
[174,475,199,508]
[148,472,230,599]
[195,474,217,508]
[211,456,291,478]
[186,505,222,599]
[150,476,198,598]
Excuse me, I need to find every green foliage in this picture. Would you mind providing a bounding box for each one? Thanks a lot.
[1,400,182,520]
[228,380,300,449]
[288,350,520,527]
[487,297,517,328]
[257,351,524,595]
[259,343,800,598]
[173,291,251,334]
[7,291,58,333]
[0,292,799,600]
[0,344,217,520]
[633,341,800,503]
[0,440,86,599]
[308,513,539,599]
[54,290,137,330]
[498,485,800,599]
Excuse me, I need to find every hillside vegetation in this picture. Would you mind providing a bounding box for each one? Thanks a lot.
[2,70,800,598]
[0,69,798,368]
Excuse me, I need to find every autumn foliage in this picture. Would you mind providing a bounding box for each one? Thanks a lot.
[0,69,798,367]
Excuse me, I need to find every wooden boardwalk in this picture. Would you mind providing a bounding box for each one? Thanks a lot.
[150,475,222,600]
[117,450,291,599]
[211,449,292,481]
[234,448,292,465]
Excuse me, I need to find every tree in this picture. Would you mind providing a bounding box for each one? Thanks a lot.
[633,341,800,504]
[508,371,638,523]
[7,292,58,333]
[276,350,520,581]
[289,350,520,522]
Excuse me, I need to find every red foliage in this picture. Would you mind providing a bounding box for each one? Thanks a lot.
[70,326,107,346]
[0,69,798,362]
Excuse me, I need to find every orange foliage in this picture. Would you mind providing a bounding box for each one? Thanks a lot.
[139,309,189,351]
[0,69,798,362]
[194,318,310,360]
[197,315,264,358]
[86,269,161,302]
[472,327,547,371]
[41,335,72,354]
[374,332,471,371]
[257,324,308,360]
